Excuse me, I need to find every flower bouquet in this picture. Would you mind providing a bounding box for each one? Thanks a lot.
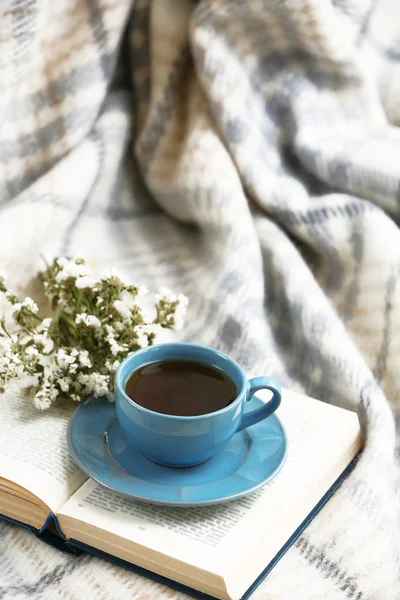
[0,257,187,409]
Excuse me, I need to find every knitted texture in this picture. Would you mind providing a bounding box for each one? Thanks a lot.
[1,0,400,598]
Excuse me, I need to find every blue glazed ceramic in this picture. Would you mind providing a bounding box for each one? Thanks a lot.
[115,343,281,467]
[67,396,288,506]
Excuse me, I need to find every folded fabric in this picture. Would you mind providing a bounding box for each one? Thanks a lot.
[0,1,399,599]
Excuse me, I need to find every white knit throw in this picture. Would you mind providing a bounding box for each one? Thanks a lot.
[0,1,399,598]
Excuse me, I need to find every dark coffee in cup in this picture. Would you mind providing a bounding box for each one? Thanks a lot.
[124,359,237,417]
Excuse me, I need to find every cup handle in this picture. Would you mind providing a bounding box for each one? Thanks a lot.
[236,376,281,432]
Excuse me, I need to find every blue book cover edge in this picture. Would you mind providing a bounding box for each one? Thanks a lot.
[0,455,359,597]
[66,455,360,600]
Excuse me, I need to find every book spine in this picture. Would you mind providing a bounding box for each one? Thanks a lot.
[0,512,81,556]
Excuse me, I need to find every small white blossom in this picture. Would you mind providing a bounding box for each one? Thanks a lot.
[42,318,52,329]
[77,372,109,397]
[155,286,176,303]
[25,346,39,357]
[34,394,52,410]
[22,297,39,313]
[78,350,92,368]
[33,332,54,353]
[109,338,124,356]
[11,303,22,314]
[118,290,135,309]
[0,355,11,374]
[105,327,124,356]
[56,348,76,368]
[75,276,96,290]
[34,378,58,410]
[105,268,131,286]
[75,313,86,325]
[56,257,69,268]
[75,313,101,329]
[173,293,188,330]
[56,259,89,282]
[133,325,150,348]
[59,377,72,392]
[113,300,131,320]
[114,321,125,332]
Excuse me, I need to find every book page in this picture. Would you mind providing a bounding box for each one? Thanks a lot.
[58,389,361,581]
[0,390,87,512]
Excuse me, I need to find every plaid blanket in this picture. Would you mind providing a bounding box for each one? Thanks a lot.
[1,0,400,598]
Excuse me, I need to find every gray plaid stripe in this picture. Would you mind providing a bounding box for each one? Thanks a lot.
[136,45,191,174]
[296,537,365,599]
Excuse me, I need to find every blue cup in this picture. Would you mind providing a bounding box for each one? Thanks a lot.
[114,343,281,468]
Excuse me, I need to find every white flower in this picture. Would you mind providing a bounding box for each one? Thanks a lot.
[33,332,54,353]
[56,258,90,282]
[86,315,101,328]
[56,257,69,268]
[173,293,188,330]
[112,360,120,371]
[34,378,58,410]
[34,394,52,410]
[103,268,133,287]
[56,348,76,368]
[114,321,125,332]
[0,339,11,353]
[78,350,92,368]
[0,355,11,374]
[42,318,52,329]
[77,372,109,397]
[155,286,176,303]
[59,377,72,393]
[75,313,101,329]
[25,347,39,357]
[105,326,124,356]
[22,297,39,313]
[11,303,22,314]
[135,329,149,348]
[118,290,135,309]
[134,297,155,323]
[113,300,131,320]
[132,325,148,348]
[75,276,96,290]
[109,338,124,356]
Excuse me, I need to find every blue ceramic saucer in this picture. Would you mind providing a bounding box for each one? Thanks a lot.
[67,397,288,506]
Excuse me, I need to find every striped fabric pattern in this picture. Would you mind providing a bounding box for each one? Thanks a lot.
[1,0,400,598]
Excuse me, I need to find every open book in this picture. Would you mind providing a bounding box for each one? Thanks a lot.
[0,388,362,600]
